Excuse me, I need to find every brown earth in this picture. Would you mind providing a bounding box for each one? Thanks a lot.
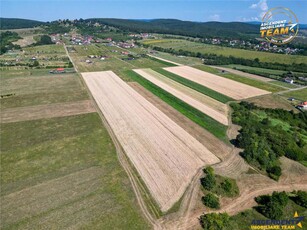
[0,100,96,123]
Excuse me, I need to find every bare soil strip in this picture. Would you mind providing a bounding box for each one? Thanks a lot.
[13,35,37,47]
[164,66,270,100]
[0,100,96,123]
[212,66,272,82]
[82,71,220,212]
[133,68,228,125]
[147,54,182,66]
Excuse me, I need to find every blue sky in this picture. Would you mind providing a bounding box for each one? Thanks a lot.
[1,0,307,23]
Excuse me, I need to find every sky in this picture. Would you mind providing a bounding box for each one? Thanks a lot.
[1,0,307,23]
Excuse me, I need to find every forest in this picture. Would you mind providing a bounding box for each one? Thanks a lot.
[0,18,44,29]
[0,31,21,54]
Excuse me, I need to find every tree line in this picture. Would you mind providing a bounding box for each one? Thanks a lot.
[145,45,307,73]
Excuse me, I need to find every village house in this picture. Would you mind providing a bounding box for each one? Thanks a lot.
[284,78,294,84]
[298,101,307,110]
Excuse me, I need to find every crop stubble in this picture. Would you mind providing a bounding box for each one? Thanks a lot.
[133,68,228,125]
[82,71,220,211]
[164,66,270,100]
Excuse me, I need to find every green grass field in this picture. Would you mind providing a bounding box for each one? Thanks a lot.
[224,64,287,75]
[153,68,233,103]
[142,39,307,64]
[269,80,299,89]
[282,88,307,101]
[194,65,284,93]
[121,70,228,141]
[0,113,150,229]
[0,70,88,109]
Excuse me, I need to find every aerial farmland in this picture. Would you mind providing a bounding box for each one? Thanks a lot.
[1,14,307,230]
[164,66,271,100]
[82,70,220,211]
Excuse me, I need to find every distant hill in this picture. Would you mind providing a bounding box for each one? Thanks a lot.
[86,18,259,39]
[0,18,45,30]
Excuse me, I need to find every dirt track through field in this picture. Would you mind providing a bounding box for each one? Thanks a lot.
[0,100,96,123]
[82,71,220,212]
[133,68,228,125]
[164,66,270,100]
[212,66,272,82]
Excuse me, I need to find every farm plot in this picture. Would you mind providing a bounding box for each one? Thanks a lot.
[0,72,89,109]
[82,71,220,211]
[1,100,95,123]
[1,113,149,229]
[164,66,270,100]
[142,39,307,65]
[133,68,228,125]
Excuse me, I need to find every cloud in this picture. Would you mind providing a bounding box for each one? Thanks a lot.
[250,0,268,11]
[250,4,257,9]
[209,14,220,21]
[240,17,259,22]
[249,0,269,19]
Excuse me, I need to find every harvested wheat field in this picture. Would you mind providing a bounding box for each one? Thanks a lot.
[82,71,220,212]
[164,66,270,100]
[133,68,228,125]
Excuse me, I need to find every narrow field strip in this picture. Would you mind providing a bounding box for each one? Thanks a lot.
[82,71,220,212]
[146,54,181,66]
[212,66,272,82]
[133,68,228,125]
[154,68,233,103]
[123,70,228,141]
[164,66,271,100]
[0,100,96,123]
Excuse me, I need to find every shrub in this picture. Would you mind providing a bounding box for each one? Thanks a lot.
[200,213,229,230]
[292,190,307,208]
[221,179,232,193]
[267,166,282,180]
[202,193,220,209]
[201,173,216,191]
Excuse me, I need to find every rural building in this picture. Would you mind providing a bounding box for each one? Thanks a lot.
[298,101,307,110]
[49,68,65,74]
[284,78,294,84]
